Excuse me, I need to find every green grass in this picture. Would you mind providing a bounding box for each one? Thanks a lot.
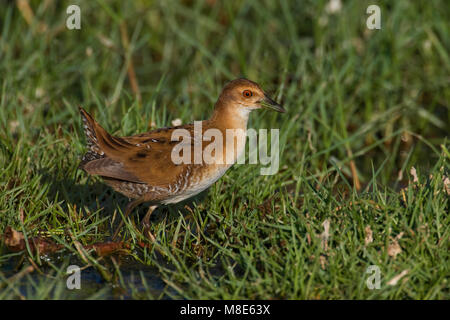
[0,0,449,299]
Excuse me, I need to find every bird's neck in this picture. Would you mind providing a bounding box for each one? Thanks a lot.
[209,100,250,132]
[206,100,250,166]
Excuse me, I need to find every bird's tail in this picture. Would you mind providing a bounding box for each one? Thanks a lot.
[79,107,106,166]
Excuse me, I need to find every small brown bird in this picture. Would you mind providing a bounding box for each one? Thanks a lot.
[79,78,285,239]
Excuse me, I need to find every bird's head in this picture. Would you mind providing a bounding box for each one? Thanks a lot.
[217,78,285,114]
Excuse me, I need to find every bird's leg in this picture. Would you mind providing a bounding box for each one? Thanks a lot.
[112,198,145,240]
[142,205,158,241]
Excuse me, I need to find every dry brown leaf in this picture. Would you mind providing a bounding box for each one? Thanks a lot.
[19,208,25,224]
[306,233,311,245]
[2,226,128,257]
[387,233,403,258]
[410,167,419,183]
[388,240,401,258]
[387,270,409,286]
[321,219,330,251]
[4,226,24,247]
[16,0,48,33]
[319,255,327,270]
[443,176,450,195]
[364,225,373,245]
[87,242,130,256]
[3,226,63,254]
[397,169,403,181]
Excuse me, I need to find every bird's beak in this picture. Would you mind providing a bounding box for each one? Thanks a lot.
[260,94,286,113]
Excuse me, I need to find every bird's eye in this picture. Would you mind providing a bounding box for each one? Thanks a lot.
[243,90,252,98]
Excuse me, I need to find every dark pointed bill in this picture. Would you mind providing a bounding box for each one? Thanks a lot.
[260,94,286,113]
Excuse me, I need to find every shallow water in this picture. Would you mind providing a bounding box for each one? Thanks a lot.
[0,252,170,299]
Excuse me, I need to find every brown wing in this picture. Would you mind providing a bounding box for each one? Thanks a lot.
[82,157,144,183]
[118,124,197,186]
[80,108,194,187]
